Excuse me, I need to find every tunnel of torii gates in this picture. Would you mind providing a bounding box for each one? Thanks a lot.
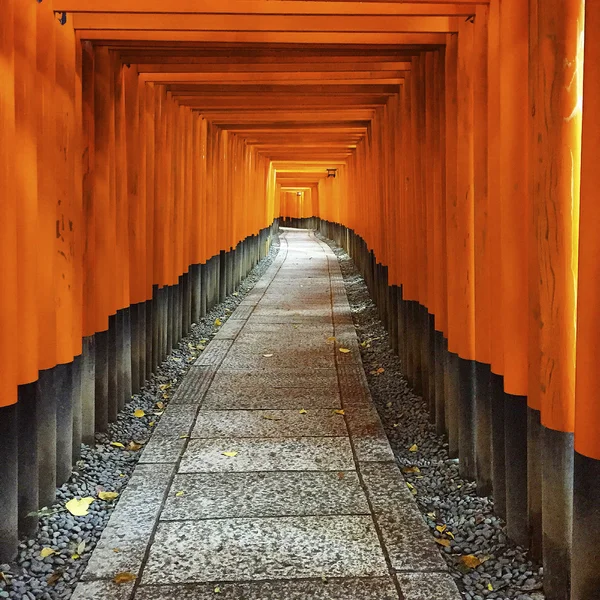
[1,0,600,598]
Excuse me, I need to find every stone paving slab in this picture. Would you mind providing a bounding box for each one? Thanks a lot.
[220,348,335,370]
[179,436,355,473]
[71,580,135,600]
[161,471,369,519]
[395,573,462,600]
[139,436,187,464]
[192,409,348,438]
[170,365,216,404]
[141,516,388,584]
[213,318,246,339]
[135,577,400,599]
[151,405,198,437]
[206,366,339,390]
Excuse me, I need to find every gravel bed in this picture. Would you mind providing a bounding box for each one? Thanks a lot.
[0,235,280,600]
[318,233,544,600]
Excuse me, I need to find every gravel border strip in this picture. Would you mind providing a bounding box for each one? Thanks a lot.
[317,233,545,600]
[0,236,280,600]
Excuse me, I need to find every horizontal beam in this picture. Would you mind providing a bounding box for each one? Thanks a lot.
[140,71,406,83]
[72,13,458,33]
[76,30,447,44]
[56,0,480,14]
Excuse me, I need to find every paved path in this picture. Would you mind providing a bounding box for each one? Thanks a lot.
[72,229,460,600]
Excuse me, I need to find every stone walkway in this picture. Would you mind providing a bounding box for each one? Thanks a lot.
[72,229,461,600]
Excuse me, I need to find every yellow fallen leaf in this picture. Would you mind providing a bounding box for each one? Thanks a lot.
[197,345,205,351]
[222,451,238,457]
[460,555,482,569]
[446,531,455,539]
[127,441,142,451]
[339,348,350,354]
[133,409,145,418]
[65,497,95,517]
[113,572,137,584]
[110,442,125,448]
[402,466,421,474]
[487,583,494,591]
[77,541,86,554]
[98,491,119,501]
[175,491,185,497]
[119,473,125,478]
[40,548,56,558]
[393,423,399,428]
[262,415,281,421]
[149,421,155,427]
[215,318,222,326]
[436,524,447,534]
[156,401,165,409]
[435,538,451,547]
[154,411,164,416]
[71,554,80,560]
[409,444,418,452]
[159,383,172,391]
[299,409,307,414]
[113,548,121,553]
[179,434,190,439]
[427,512,436,520]
[326,336,336,343]
[406,482,417,495]
[333,409,345,415]
[233,292,239,297]
[263,354,274,358]
[214,586,222,593]
[377,367,385,374]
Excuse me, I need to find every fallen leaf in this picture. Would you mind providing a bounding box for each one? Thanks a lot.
[338,472,345,480]
[299,409,307,414]
[402,466,421,474]
[460,555,483,569]
[110,442,125,448]
[215,318,222,327]
[156,401,165,410]
[263,353,274,358]
[321,575,328,583]
[406,482,417,495]
[133,409,145,418]
[377,367,385,374]
[409,444,418,452]
[197,345,205,351]
[326,336,336,343]
[436,524,447,534]
[339,348,350,354]
[393,423,399,428]
[179,434,190,439]
[113,548,121,553]
[222,451,238,457]
[149,421,155,427]
[154,410,164,416]
[435,538,451,547]
[175,491,185,497]
[98,491,119,501]
[65,497,95,517]
[233,292,239,296]
[113,572,137,585]
[386,402,392,408]
[446,531,455,539]
[40,548,56,558]
[77,541,86,555]
[47,571,63,586]
[159,383,172,391]
[333,409,345,415]
[119,473,125,478]
[214,586,222,593]
[427,512,437,520]
[127,441,142,451]
[71,554,80,560]
[262,415,281,421]
[487,583,494,591]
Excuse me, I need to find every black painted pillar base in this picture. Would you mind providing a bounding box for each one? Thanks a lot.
[71,354,83,461]
[182,271,192,335]
[130,303,141,395]
[37,368,57,508]
[122,307,132,407]
[504,393,529,548]
[427,313,436,420]
[94,329,109,433]
[219,250,227,304]
[475,362,493,496]
[572,451,600,600]
[490,371,506,518]
[81,335,95,444]
[445,350,460,458]
[191,263,201,323]
[18,382,39,537]
[389,285,399,354]
[527,407,543,561]
[107,313,118,423]
[200,263,208,317]
[0,403,18,562]
[542,426,573,600]
[55,362,74,486]
[166,286,174,353]
[458,356,476,480]
[151,286,160,372]
[434,331,446,437]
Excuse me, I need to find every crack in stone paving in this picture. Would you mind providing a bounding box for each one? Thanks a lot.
[66,228,462,600]
[316,232,546,600]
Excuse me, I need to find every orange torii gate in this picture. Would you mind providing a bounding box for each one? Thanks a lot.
[0,0,597,598]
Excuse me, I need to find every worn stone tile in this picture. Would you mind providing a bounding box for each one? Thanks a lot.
[151,405,197,437]
[247,314,333,325]
[192,409,348,438]
[135,577,399,600]
[237,322,334,337]
[141,516,388,584]
[171,366,215,404]
[194,339,233,366]
[396,573,462,600]
[139,436,187,464]
[221,347,334,370]
[202,385,341,410]
[213,319,246,339]
[71,580,135,600]
[81,464,173,581]
[337,363,372,408]
[178,436,355,473]
[230,304,255,320]
[208,367,339,390]
[161,471,368,519]
[360,462,448,572]
[345,407,395,462]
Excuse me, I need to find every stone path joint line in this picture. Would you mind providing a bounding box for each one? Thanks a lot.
[72,229,461,600]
